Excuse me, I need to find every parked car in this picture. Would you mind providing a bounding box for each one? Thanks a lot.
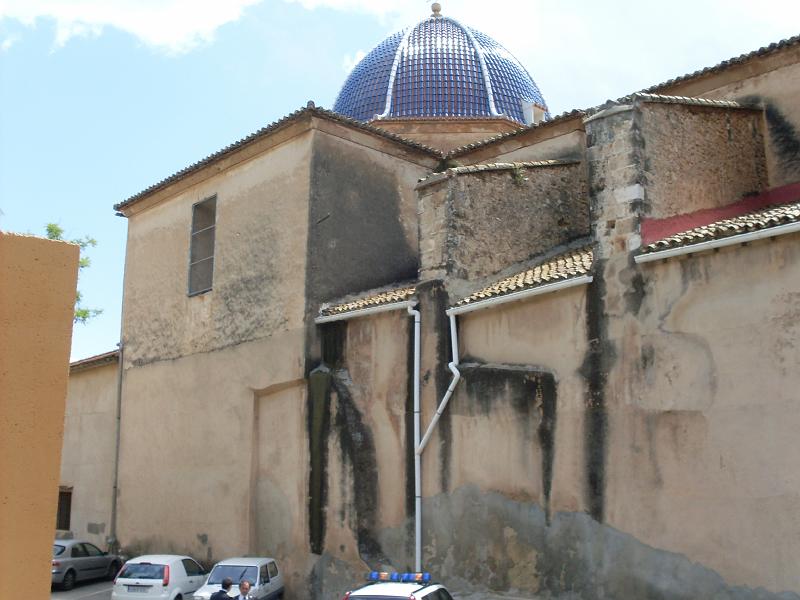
[342,572,454,600]
[192,557,284,600]
[112,555,207,600]
[52,539,122,590]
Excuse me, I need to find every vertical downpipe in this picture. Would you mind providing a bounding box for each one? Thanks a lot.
[109,341,123,553]
[407,305,422,572]
[415,312,461,570]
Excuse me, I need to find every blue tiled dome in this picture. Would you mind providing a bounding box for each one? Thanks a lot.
[333,8,547,125]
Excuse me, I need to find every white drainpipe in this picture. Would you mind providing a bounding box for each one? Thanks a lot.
[406,304,422,572]
[414,274,594,569]
[417,313,461,454]
[414,312,462,572]
[314,300,423,570]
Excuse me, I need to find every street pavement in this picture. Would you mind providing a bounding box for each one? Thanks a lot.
[51,580,113,600]
[48,579,544,600]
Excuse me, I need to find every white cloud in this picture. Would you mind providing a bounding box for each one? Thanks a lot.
[1,33,19,51]
[0,0,264,54]
[281,0,800,113]
[342,48,366,73]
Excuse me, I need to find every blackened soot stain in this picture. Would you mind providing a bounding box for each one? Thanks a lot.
[331,372,389,567]
[579,259,615,522]
[429,281,453,492]
[306,322,346,554]
[404,317,416,538]
[307,365,332,555]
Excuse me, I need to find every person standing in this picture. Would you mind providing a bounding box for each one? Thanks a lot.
[232,580,251,600]
[210,577,234,600]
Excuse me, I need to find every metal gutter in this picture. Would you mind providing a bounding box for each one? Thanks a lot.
[446,275,594,316]
[314,300,417,324]
[634,221,800,264]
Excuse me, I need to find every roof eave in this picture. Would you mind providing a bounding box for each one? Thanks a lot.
[114,105,443,216]
[635,221,800,264]
[315,299,418,324]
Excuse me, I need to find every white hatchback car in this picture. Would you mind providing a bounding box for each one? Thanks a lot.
[112,555,208,600]
[192,557,284,600]
[343,572,454,600]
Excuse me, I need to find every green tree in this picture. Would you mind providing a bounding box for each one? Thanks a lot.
[45,223,103,324]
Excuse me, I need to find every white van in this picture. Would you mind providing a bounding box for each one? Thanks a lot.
[192,557,284,600]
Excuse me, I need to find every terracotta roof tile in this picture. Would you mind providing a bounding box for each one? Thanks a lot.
[641,201,800,254]
[629,93,755,110]
[70,350,119,373]
[446,34,800,161]
[642,34,800,94]
[319,286,417,317]
[454,247,593,308]
[416,159,579,188]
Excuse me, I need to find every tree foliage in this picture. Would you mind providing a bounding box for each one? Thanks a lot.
[45,223,103,324]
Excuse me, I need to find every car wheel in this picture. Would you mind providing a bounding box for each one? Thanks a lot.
[106,561,120,580]
[62,570,76,591]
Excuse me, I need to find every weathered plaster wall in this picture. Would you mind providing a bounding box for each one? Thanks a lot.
[122,131,313,366]
[117,332,305,564]
[452,118,586,166]
[0,233,78,600]
[372,118,521,153]
[60,361,118,547]
[660,44,800,187]
[254,381,310,596]
[607,238,800,593]
[118,131,311,582]
[455,286,590,516]
[475,129,586,165]
[306,130,426,306]
[584,101,800,597]
[305,312,412,579]
[418,163,589,288]
[640,102,767,218]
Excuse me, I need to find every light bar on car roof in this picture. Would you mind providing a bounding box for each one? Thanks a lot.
[367,572,431,583]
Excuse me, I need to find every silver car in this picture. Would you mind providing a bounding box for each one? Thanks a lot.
[52,539,122,590]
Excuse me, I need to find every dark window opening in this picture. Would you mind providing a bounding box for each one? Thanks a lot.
[189,196,216,296]
[56,489,72,531]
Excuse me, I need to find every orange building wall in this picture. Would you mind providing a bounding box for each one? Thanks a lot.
[0,233,79,599]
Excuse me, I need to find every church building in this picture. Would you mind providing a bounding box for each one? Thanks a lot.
[60,5,800,599]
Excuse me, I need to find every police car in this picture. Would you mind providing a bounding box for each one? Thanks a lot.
[342,572,454,600]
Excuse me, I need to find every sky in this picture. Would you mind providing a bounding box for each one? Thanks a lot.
[1,0,798,361]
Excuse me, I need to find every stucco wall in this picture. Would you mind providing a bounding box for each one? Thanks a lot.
[604,237,800,593]
[117,332,305,561]
[0,233,78,600]
[60,361,118,547]
[372,118,521,153]
[452,118,586,166]
[583,99,800,597]
[418,163,589,288]
[118,130,312,577]
[122,130,313,367]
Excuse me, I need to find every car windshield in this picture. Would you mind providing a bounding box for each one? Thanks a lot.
[118,563,166,579]
[53,545,65,557]
[208,565,258,585]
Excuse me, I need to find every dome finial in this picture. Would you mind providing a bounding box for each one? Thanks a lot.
[431,3,442,17]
